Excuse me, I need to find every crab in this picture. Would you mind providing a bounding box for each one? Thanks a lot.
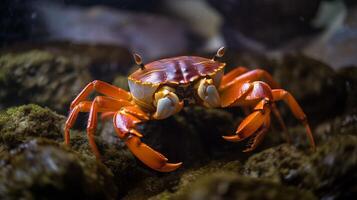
[64,47,315,172]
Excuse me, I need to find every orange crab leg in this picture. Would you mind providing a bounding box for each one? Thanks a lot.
[86,96,134,158]
[220,69,280,90]
[220,82,254,107]
[272,89,316,150]
[113,107,182,172]
[243,113,271,152]
[271,103,290,143]
[221,66,249,87]
[65,101,92,145]
[223,99,271,142]
[70,80,131,110]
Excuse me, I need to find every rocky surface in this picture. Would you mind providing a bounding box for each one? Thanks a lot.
[0,50,91,112]
[0,43,356,200]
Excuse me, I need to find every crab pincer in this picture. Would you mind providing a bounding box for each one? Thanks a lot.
[113,106,182,172]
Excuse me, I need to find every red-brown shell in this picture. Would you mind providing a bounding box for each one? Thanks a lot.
[129,56,225,85]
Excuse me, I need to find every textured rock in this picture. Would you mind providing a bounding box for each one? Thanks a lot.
[0,104,65,149]
[174,173,316,200]
[310,135,357,199]
[0,139,117,200]
[0,50,91,112]
[243,144,317,189]
[126,160,241,200]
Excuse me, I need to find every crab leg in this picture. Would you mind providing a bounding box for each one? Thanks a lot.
[86,96,133,158]
[243,113,271,152]
[114,106,182,172]
[220,69,280,90]
[65,96,133,158]
[70,80,131,110]
[271,103,290,143]
[223,98,271,143]
[65,101,92,145]
[272,89,316,150]
[220,66,249,87]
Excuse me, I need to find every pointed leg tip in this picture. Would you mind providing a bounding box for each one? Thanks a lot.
[222,135,242,142]
[158,162,183,172]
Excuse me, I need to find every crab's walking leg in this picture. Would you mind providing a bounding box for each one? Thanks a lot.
[272,89,316,150]
[243,113,271,152]
[70,80,131,109]
[220,69,280,90]
[271,103,291,143]
[65,101,92,145]
[114,106,182,172]
[65,96,133,158]
[86,96,133,159]
[223,98,271,144]
[221,67,249,87]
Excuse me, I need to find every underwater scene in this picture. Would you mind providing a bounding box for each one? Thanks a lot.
[0,0,357,199]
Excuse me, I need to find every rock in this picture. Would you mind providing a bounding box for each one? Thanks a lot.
[0,50,91,113]
[0,139,117,200]
[0,104,65,149]
[243,144,317,189]
[310,135,357,199]
[173,172,316,200]
[3,42,133,83]
[126,160,241,200]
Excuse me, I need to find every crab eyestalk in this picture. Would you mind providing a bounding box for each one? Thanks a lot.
[133,53,145,70]
[212,46,225,61]
[196,78,221,108]
[153,86,183,119]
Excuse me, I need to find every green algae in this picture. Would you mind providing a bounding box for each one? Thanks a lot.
[0,104,65,149]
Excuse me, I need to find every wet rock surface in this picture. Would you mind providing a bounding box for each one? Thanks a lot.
[0,50,91,112]
[0,41,356,200]
[0,139,117,200]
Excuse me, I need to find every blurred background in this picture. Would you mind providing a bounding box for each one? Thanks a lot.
[1,0,357,67]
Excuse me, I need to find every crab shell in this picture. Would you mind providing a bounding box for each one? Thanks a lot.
[128,56,226,111]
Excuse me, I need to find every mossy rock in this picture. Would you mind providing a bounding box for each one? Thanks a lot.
[0,139,117,200]
[125,160,241,200]
[0,104,65,149]
[0,50,91,112]
[173,172,316,200]
[243,144,318,189]
[310,135,357,199]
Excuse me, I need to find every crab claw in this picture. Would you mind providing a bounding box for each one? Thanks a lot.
[126,135,182,172]
[223,100,271,142]
[114,106,182,172]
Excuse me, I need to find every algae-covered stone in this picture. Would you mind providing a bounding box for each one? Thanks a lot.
[0,104,65,149]
[0,50,91,112]
[0,139,117,200]
[243,144,317,189]
[126,160,241,200]
[175,172,316,200]
[310,135,357,199]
